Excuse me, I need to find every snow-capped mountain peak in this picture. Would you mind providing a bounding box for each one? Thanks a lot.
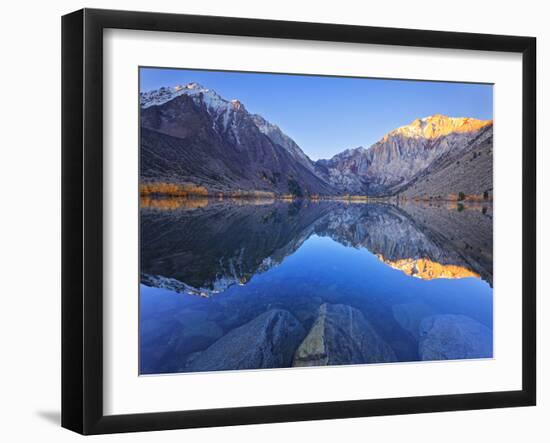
[141,83,226,110]
[140,83,248,132]
[140,83,317,171]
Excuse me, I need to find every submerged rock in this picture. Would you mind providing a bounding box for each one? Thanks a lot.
[293,303,397,367]
[186,309,305,372]
[392,302,435,339]
[419,314,492,360]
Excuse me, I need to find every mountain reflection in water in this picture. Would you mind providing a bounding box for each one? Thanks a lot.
[140,199,493,374]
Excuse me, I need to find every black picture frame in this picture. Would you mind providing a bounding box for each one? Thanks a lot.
[62,8,537,435]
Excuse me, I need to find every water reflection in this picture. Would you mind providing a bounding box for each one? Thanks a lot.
[140,196,209,210]
[140,199,493,374]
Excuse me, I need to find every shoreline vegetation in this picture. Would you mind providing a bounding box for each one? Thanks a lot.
[139,182,493,211]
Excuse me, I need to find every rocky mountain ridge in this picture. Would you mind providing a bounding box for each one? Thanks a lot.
[140,83,319,172]
[316,115,493,196]
[140,83,493,198]
[140,85,335,196]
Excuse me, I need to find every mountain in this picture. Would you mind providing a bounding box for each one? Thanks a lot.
[140,83,492,199]
[250,113,317,172]
[396,123,493,200]
[140,83,335,196]
[315,115,493,197]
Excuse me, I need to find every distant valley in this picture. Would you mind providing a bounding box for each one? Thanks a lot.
[140,83,493,201]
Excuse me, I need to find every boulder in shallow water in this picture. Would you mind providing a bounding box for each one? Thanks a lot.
[186,309,305,372]
[419,314,492,360]
[293,303,397,367]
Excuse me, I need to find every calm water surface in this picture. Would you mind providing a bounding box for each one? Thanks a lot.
[140,199,493,374]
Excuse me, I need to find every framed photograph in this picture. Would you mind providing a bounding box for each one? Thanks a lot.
[62,8,536,435]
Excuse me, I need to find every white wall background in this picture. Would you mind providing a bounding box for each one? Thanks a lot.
[0,0,546,441]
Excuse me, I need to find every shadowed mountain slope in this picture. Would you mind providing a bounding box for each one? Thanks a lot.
[140,85,336,196]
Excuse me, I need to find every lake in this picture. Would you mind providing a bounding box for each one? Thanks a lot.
[139,199,493,375]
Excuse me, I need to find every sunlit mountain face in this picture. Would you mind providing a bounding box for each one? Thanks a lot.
[387,114,492,140]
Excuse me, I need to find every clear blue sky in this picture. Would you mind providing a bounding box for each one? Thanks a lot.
[140,67,493,161]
